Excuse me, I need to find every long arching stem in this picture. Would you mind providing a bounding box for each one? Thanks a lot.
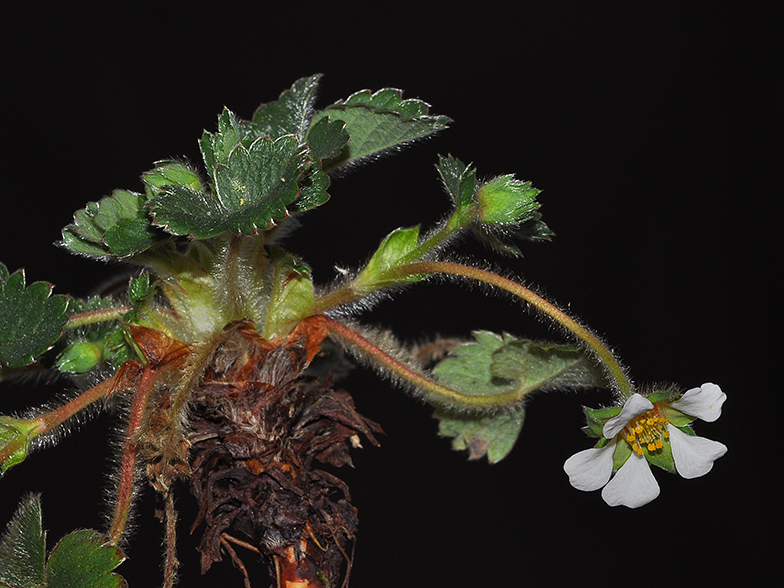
[395,261,633,396]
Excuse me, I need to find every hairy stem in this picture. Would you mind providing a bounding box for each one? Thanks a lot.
[66,306,132,328]
[324,316,533,407]
[396,261,633,396]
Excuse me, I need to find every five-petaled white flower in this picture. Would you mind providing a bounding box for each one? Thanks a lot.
[563,382,727,508]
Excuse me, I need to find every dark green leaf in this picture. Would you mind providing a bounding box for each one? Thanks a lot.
[200,107,243,172]
[0,265,68,368]
[127,273,154,303]
[149,136,306,238]
[0,494,46,588]
[46,530,126,588]
[58,190,162,259]
[311,88,450,170]
[306,116,349,160]
[251,74,322,141]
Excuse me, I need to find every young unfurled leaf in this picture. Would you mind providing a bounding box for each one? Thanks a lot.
[436,155,477,212]
[310,88,450,171]
[199,107,243,173]
[0,494,46,587]
[251,73,323,141]
[142,160,204,199]
[0,265,68,368]
[354,226,425,291]
[261,246,315,340]
[0,495,126,588]
[431,332,602,462]
[149,135,306,238]
[58,190,162,259]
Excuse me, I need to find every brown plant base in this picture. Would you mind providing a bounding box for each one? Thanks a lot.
[186,319,381,587]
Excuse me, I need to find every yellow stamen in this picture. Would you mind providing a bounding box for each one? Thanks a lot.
[622,405,669,455]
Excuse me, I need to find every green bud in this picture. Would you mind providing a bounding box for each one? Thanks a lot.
[56,341,103,374]
[477,175,541,226]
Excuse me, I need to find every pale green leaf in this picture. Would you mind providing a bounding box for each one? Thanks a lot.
[58,190,162,259]
[261,246,315,340]
[435,409,525,464]
[354,226,423,290]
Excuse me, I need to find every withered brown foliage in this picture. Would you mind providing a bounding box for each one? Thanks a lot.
[186,319,381,587]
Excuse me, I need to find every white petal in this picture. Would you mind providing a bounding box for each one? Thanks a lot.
[601,452,660,508]
[669,425,728,479]
[669,382,726,422]
[563,440,617,491]
[603,394,654,438]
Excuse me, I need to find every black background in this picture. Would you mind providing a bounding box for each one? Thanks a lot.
[1,4,777,586]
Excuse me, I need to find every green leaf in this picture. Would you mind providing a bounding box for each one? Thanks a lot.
[0,265,68,368]
[310,88,450,170]
[306,116,349,160]
[354,226,423,291]
[149,135,306,238]
[58,190,162,259]
[0,494,46,588]
[127,273,154,304]
[431,332,602,462]
[261,246,315,340]
[251,74,323,141]
[199,107,243,172]
[436,155,477,211]
[436,409,525,464]
[46,530,126,588]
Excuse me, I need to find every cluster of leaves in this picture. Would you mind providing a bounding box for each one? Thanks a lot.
[0,495,125,588]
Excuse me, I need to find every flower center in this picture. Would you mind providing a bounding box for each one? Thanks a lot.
[623,406,669,455]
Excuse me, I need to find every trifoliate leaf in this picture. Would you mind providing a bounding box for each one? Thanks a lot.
[0,265,68,368]
[0,494,46,587]
[46,530,126,588]
[477,174,541,226]
[251,74,323,141]
[58,190,162,259]
[149,135,306,238]
[306,116,349,160]
[310,88,450,171]
[432,332,602,462]
[354,226,424,291]
[436,155,477,211]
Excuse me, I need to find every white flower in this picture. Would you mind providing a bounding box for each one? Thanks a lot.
[563,383,727,508]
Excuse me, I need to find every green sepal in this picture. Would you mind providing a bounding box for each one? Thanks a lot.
[611,438,632,472]
[477,174,541,226]
[0,265,68,369]
[0,417,38,474]
[149,135,305,238]
[0,494,46,587]
[311,87,450,171]
[58,190,162,259]
[582,404,623,438]
[261,246,315,340]
[251,73,323,141]
[643,435,677,474]
[306,116,349,160]
[354,226,424,291]
[0,495,126,588]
